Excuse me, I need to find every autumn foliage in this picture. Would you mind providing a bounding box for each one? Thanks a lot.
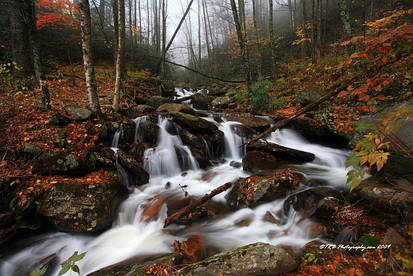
[36,0,79,30]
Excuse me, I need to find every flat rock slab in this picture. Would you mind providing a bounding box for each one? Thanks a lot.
[223,113,271,131]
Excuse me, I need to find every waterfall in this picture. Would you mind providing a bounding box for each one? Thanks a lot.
[143,116,198,177]
[0,109,352,276]
[219,121,246,160]
[133,115,148,142]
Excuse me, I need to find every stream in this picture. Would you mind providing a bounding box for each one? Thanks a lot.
[0,89,351,276]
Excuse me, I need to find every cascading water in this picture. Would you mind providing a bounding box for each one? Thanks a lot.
[268,129,351,188]
[133,115,148,142]
[219,121,246,160]
[0,111,351,276]
[143,116,198,177]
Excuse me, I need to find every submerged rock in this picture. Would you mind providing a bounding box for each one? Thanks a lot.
[223,113,271,131]
[175,242,297,276]
[37,179,119,232]
[227,170,300,208]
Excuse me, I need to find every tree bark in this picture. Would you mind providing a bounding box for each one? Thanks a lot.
[113,0,125,112]
[8,0,34,77]
[79,0,102,116]
[100,0,105,23]
[112,0,119,60]
[229,0,251,90]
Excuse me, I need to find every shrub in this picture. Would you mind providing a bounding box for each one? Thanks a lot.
[249,77,273,111]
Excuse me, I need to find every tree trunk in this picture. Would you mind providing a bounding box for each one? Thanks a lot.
[204,0,215,50]
[197,0,202,66]
[315,0,322,62]
[161,0,167,76]
[202,0,210,58]
[112,0,119,61]
[100,0,105,23]
[8,0,34,77]
[269,0,276,73]
[288,0,295,33]
[113,0,125,112]
[311,0,315,62]
[129,0,133,60]
[155,0,195,73]
[79,0,102,116]
[229,0,251,91]
[338,0,351,39]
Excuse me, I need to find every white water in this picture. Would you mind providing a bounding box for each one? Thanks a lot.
[268,129,351,188]
[133,115,149,142]
[0,114,350,276]
[143,116,199,177]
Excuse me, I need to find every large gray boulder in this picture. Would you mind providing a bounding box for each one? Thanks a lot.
[37,179,119,232]
[175,243,297,276]
[147,96,172,108]
[64,104,92,121]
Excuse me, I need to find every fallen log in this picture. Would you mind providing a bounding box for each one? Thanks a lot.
[164,182,232,227]
[243,82,350,146]
[174,94,194,103]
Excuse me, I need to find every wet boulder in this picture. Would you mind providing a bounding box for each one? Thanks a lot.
[227,169,300,208]
[174,122,224,168]
[223,113,271,131]
[191,93,211,110]
[64,104,92,121]
[242,142,315,173]
[147,96,172,108]
[117,119,135,146]
[137,119,159,144]
[175,242,297,276]
[242,151,278,172]
[157,103,195,114]
[212,96,231,110]
[172,112,219,135]
[231,124,256,139]
[37,178,119,232]
[117,150,149,186]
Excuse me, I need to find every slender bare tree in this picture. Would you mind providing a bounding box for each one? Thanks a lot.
[79,0,102,116]
[113,0,125,112]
